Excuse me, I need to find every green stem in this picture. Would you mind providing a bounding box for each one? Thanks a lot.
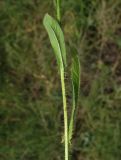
[60,68,68,160]
[69,97,75,144]
[56,0,61,22]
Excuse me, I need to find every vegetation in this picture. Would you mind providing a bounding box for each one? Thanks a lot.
[43,8,80,159]
[0,0,121,160]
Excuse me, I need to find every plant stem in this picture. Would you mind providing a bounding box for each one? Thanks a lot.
[68,97,75,144]
[60,67,68,160]
[56,0,61,22]
[56,1,68,159]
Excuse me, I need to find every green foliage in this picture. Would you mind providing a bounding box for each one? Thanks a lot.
[1,0,121,160]
[43,14,66,69]
[69,49,80,144]
[43,13,69,160]
[71,50,80,108]
[43,12,80,160]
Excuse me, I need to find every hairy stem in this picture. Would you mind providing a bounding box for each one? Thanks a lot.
[60,68,68,160]
[69,96,75,144]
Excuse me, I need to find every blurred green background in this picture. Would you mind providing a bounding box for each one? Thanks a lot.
[0,0,121,160]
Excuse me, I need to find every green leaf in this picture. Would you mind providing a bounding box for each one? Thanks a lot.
[43,14,66,69]
[69,48,80,144]
[71,53,80,107]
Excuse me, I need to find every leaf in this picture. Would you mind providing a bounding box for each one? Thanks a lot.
[71,53,80,107]
[69,48,80,144]
[43,14,66,69]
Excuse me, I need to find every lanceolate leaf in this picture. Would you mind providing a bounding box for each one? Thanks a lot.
[43,14,66,69]
[71,54,80,107]
[69,49,80,144]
